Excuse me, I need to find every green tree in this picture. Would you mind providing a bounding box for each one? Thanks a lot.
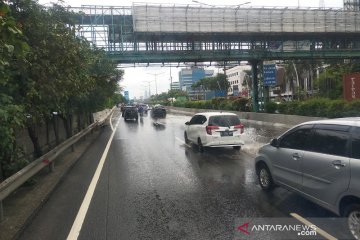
[0,0,124,180]
[168,89,188,99]
[192,73,229,92]
[0,2,29,180]
[314,63,360,99]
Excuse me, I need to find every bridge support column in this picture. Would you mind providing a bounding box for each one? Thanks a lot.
[251,61,259,112]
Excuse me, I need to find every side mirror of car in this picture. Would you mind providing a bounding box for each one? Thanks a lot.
[185,121,190,125]
[270,138,279,148]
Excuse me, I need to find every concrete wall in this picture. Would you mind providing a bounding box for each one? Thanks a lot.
[167,106,326,129]
[16,108,113,160]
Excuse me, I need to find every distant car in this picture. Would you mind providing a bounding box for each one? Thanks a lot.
[151,104,166,118]
[184,112,244,152]
[139,104,149,114]
[255,118,360,240]
[123,106,138,121]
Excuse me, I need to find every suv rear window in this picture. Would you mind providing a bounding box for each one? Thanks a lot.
[208,115,240,127]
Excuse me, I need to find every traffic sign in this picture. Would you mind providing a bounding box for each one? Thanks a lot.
[263,64,276,86]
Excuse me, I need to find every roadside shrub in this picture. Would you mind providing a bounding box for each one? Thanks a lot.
[280,101,300,115]
[219,100,233,111]
[343,100,360,117]
[232,98,250,111]
[326,100,347,118]
[264,101,278,113]
[173,101,185,108]
[211,97,227,109]
[296,98,328,117]
[277,102,287,114]
[198,100,213,109]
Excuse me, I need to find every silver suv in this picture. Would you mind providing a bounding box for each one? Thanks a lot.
[255,118,360,239]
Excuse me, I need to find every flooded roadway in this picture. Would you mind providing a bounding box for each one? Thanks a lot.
[19,110,347,240]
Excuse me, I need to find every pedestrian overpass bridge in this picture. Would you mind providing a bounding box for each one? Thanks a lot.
[71,3,360,64]
[71,3,360,111]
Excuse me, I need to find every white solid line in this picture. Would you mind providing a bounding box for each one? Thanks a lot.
[110,111,114,131]
[67,116,121,240]
[290,213,337,240]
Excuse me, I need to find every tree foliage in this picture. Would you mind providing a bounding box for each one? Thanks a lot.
[0,0,124,180]
[314,63,360,99]
[191,73,229,92]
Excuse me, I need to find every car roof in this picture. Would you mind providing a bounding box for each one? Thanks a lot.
[194,112,238,117]
[300,117,360,127]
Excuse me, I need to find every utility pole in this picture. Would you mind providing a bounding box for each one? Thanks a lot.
[143,81,152,97]
[147,72,164,95]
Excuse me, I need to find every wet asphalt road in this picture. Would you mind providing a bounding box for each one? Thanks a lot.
[18,109,348,240]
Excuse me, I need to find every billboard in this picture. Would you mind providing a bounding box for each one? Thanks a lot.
[263,64,276,86]
[343,72,360,101]
[124,91,129,101]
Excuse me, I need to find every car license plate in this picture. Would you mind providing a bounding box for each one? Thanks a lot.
[221,131,233,137]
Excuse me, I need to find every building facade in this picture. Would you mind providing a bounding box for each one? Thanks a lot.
[170,81,180,90]
[226,65,251,97]
[179,67,214,99]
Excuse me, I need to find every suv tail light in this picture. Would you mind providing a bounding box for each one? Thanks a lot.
[234,124,244,134]
[206,125,219,135]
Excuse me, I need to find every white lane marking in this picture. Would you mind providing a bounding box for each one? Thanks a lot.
[110,110,114,131]
[67,116,121,240]
[290,213,337,240]
[175,137,191,148]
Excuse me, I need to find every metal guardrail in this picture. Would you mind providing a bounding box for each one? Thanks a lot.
[0,108,115,221]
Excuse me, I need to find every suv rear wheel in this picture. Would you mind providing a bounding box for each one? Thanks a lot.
[184,132,189,144]
[344,204,360,240]
[198,138,204,153]
[258,164,274,191]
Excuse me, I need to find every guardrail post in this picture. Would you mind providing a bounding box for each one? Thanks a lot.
[49,162,55,172]
[0,200,4,222]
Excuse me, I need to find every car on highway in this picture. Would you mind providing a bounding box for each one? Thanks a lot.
[255,118,360,239]
[138,104,149,114]
[123,106,139,121]
[151,104,166,118]
[184,112,244,152]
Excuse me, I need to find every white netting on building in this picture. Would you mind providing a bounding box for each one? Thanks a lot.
[132,4,360,33]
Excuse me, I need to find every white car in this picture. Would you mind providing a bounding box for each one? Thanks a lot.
[184,112,245,152]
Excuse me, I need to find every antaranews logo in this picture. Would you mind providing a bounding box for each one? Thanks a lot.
[237,222,251,235]
[235,218,319,240]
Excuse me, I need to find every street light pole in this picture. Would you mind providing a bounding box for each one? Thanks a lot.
[143,80,152,97]
[147,72,164,95]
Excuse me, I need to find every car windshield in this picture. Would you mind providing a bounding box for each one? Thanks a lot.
[208,115,241,127]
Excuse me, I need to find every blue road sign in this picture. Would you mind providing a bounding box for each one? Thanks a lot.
[263,64,276,86]
[124,91,129,101]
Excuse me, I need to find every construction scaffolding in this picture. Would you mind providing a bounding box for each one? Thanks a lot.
[70,5,133,51]
[66,4,360,63]
[132,4,360,34]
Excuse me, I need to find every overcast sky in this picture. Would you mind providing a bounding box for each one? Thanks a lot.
[38,0,343,99]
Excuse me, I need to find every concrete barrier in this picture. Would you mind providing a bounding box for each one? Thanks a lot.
[167,106,326,129]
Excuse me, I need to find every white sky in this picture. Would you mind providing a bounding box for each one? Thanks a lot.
[38,0,343,99]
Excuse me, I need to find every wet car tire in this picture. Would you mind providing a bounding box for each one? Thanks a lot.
[198,138,204,153]
[344,204,360,240]
[184,132,189,144]
[258,164,274,191]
